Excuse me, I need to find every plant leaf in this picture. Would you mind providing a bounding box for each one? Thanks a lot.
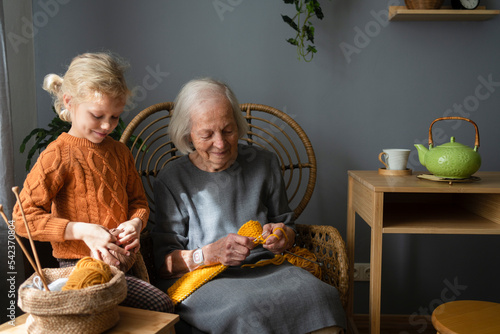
[305,25,315,43]
[314,4,324,19]
[281,15,299,32]
[306,45,317,54]
[20,127,46,153]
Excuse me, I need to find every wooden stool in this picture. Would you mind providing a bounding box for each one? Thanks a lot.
[432,300,500,334]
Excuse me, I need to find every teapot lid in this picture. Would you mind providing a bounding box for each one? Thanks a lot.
[435,136,472,149]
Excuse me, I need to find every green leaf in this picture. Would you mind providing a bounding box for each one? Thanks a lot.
[295,1,302,12]
[20,128,46,153]
[306,2,315,14]
[286,38,299,46]
[25,135,47,170]
[305,25,315,43]
[283,0,296,4]
[306,45,317,54]
[314,4,324,19]
[281,15,299,32]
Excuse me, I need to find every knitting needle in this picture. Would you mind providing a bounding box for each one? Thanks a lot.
[12,187,50,291]
[284,250,324,267]
[0,205,41,280]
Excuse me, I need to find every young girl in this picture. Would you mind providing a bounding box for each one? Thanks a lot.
[13,52,173,313]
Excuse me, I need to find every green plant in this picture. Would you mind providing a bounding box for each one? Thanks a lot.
[20,107,143,171]
[282,0,327,62]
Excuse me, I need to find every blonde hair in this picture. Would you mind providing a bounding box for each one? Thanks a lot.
[42,52,131,122]
[169,78,249,154]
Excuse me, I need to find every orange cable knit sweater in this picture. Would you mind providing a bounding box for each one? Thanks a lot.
[13,132,149,259]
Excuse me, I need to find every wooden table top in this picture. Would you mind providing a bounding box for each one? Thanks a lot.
[0,306,179,334]
[348,170,500,193]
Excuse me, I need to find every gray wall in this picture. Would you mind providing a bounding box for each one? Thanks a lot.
[2,0,36,319]
[10,0,500,322]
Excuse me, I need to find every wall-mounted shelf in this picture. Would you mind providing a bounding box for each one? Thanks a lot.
[389,6,500,21]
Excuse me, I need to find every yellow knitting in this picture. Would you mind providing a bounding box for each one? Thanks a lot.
[241,223,322,279]
[167,220,321,305]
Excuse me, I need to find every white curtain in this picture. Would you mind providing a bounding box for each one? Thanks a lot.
[0,2,15,220]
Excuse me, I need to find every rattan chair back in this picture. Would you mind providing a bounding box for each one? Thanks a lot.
[120,102,317,223]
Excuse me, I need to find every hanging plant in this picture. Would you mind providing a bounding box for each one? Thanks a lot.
[20,107,144,171]
[281,0,326,62]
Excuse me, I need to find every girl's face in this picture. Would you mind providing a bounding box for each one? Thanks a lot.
[65,93,125,144]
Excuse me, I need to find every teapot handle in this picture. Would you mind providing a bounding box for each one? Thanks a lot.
[428,117,480,150]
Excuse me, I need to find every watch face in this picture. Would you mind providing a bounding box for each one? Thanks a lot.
[193,249,204,264]
[460,0,479,9]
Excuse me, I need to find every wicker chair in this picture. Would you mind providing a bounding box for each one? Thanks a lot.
[120,102,349,310]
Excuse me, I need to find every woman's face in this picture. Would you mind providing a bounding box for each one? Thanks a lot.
[189,97,239,172]
[65,93,125,144]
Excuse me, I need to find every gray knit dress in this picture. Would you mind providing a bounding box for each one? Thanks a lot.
[153,145,346,333]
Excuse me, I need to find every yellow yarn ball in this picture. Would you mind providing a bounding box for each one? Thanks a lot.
[62,257,113,291]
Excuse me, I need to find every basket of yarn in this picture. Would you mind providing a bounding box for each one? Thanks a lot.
[18,257,127,334]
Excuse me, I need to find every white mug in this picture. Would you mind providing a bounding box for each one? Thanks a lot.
[378,149,410,170]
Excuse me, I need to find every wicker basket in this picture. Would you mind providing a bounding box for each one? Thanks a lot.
[405,0,444,9]
[18,266,127,334]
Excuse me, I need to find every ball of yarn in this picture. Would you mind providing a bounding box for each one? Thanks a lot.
[107,228,137,273]
[62,257,113,291]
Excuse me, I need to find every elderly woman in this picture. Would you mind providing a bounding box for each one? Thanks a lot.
[153,78,346,333]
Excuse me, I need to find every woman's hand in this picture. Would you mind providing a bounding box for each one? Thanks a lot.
[64,222,128,267]
[262,223,295,254]
[115,218,143,253]
[159,233,256,279]
[203,233,256,266]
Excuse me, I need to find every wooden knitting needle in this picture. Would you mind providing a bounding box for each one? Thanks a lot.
[284,250,324,267]
[0,205,42,284]
[11,187,50,291]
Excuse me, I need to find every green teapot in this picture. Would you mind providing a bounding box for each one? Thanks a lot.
[414,117,481,179]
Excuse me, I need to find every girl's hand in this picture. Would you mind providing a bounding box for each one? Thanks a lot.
[64,222,127,267]
[262,223,295,254]
[115,218,143,253]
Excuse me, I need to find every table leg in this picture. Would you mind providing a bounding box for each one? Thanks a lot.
[369,195,384,334]
[346,176,356,319]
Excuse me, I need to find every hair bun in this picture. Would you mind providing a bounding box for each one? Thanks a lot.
[42,74,63,94]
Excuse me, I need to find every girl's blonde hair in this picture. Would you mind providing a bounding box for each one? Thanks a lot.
[42,52,131,122]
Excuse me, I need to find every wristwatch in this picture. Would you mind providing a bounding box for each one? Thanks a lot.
[193,248,204,266]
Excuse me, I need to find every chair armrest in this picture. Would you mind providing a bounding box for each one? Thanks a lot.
[295,224,349,310]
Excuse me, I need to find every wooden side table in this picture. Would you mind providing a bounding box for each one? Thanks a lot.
[346,171,500,334]
[0,306,179,333]
[432,300,500,333]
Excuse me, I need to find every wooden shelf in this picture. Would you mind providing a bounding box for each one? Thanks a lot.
[383,203,500,234]
[389,6,500,21]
